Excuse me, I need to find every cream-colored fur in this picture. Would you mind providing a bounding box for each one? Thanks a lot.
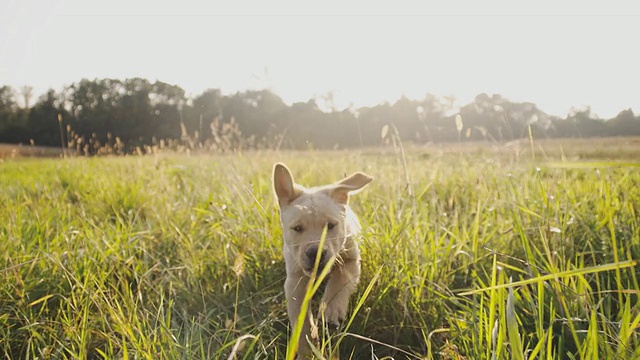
[273,163,373,358]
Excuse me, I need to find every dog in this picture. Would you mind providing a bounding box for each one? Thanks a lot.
[273,162,373,357]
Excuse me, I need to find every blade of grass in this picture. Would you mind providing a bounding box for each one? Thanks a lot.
[459,260,636,296]
[506,284,524,360]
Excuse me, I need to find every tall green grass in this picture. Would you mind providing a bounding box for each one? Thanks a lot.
[1,144,639,359]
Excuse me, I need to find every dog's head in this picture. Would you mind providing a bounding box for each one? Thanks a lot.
[273,163,373,276]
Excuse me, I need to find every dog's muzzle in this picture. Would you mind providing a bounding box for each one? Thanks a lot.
[304,246,329,272]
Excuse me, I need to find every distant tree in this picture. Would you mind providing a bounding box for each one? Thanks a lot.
[275,99,362,149]
[116,78,152,144]
[329,109,360,148]
[21,86,34,110]
[68,78,187,148]
[280,100,317,148]
[27,89,70,146]
[357,102,394,146]
[2,77,639,151]
[456,94,554,141]
[389,97,423,142]
[413,94,457,142]
[148,81,186,140]
[0,86,18,128]
[221,90,287,141]
[183,89,224,141]
[568,107,606,138]
[607,109,640,136]
[0,86,31,143]
[70,78,123,142]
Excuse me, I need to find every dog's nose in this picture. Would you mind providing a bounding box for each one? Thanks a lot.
[305,247,328,269]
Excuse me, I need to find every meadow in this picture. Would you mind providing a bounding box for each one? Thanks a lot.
[1,138,639,359]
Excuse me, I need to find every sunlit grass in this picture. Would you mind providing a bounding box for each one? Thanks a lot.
[1,142,639,359]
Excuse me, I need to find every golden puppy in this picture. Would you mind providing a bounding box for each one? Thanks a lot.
[273,163,373,357]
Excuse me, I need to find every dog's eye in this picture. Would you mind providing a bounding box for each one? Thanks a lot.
[291,225,304,233]
[327,222,337,230]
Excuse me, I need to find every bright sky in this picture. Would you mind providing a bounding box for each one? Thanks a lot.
[1,0,639,118]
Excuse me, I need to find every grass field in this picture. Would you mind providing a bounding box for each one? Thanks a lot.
[1,139,639,359]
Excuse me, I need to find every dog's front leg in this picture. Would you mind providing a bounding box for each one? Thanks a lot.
[321,257,360,327]
[285,275,315,357]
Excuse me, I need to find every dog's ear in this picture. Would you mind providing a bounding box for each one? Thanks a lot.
[329,172,374,204]
[273,163,301,206]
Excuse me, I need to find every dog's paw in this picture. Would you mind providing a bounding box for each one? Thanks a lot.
[322,301,347,329]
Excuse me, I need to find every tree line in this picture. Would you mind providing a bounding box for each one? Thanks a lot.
[1,78,639,153]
